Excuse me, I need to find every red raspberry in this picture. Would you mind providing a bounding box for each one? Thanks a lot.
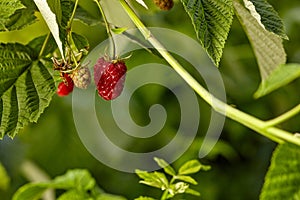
[94,57,127,100]
[57,73,74,96]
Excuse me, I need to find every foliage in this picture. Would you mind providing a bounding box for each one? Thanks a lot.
[180,0,234,66]
[233,0,286,81]
[0,163,10,190]
[260,143,300,200]
[0,42,55,138]
[135,157,210,199]
[0,0,300,200]
[13,169,126,200]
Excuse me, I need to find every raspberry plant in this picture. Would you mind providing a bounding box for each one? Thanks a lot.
[0,0,300,199]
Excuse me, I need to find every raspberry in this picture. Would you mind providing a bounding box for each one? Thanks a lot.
[72,66,91,89]
[57,73,74,96]
[94,57,127,100]
[153,0,174,10]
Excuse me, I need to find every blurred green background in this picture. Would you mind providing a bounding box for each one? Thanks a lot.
[1,0,300,199]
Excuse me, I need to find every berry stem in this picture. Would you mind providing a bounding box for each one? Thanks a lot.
[119,0,300,146]
[67,0,79,29]
[38,33,51,59]
[94,0,116,59]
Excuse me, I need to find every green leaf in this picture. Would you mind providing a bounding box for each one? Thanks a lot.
[59,0,75,54]
[52,169,95,191]
[0,43,55,138]
[33,0,64,58]
[246,0,288,40]
[185,188,201,196]
[46,0,62,25]
[74,6,100,26]
[27,34,58,58]
[153,157,176,176]
[180,0,234,66]
[136,170,169,190]
[58,190,91,200]
[134,197,156,200]
[174,175,198,185]
[0,0,25,19]
[233,0,286,81]
[2,0,37,31]
[178,160,207,175]
[254,63,300,98]
[0,163,10,190]
[12,183,49,200]
[260,143,300,200]
[179,160,201,175]
[72,32,89,52]
[0,0,37,31]
[96,193,127,200]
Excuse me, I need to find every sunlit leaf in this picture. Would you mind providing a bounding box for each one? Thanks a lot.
[234,0,286,81]
[12,183,49,200]
[254,63,300,98]
[185,188,201,196]
[51,169,95,191]
[174,175,198,185]
[244,0,288,39]
[154,157,176,176]
[33,0,64,58]
[0,0,36,31]
[135,0,148,9]
[136,170,168,189]
[260,143,300,200]
[178,160,210,175]
[180,0,234,66]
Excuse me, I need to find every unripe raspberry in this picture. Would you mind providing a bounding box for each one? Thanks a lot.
[72,66,91,89]
[154,0,174,11]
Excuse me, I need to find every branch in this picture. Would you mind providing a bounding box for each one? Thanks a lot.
[119,0,300,146]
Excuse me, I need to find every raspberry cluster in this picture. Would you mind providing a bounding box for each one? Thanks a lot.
[56,56,127,101]
[153,0,174,11]
[56,64,91,97]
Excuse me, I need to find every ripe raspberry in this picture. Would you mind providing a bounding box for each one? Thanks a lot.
[94,57,127,100]
[72,66,91,89]
[153,0,174,10]
[57,73,74,96]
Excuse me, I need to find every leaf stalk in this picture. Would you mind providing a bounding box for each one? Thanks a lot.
[119,0,300,146]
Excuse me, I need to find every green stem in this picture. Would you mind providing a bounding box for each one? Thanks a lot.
[266,104,300,127]
[94,0,116,58]
[38,33,51,58]
[67,0,79,29]
[160,190,168,200]
[119,0,300,146]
